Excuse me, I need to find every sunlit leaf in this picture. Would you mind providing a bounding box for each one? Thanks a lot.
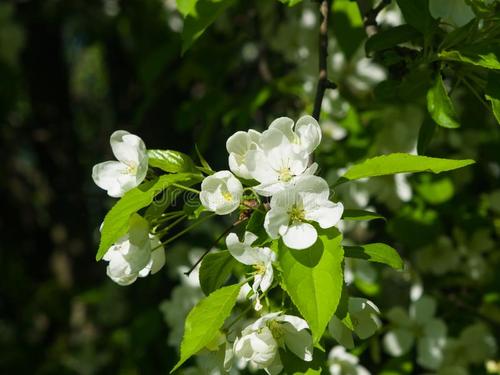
[439,44,500,70]
[147,149,198,173]
[344,243,403,269]
[342,209,385,222]
[427,73,460,129]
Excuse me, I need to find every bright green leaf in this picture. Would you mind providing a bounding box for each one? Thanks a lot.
[342,209,385,222]
[97,173,201,260]
[344,243,403,269]
[172,284,241,372]
[176,0,197,17]
[181,0,234,54]
[279,228,344,343]
[427,73,460,128]
[278,0,303,6]
[335,153,475,185]
[416,176,455,204]
[147,149,197,173]
[199,251,237,295]
[439,44,500,70]
[365,25,420,55]
[485,72,500,125]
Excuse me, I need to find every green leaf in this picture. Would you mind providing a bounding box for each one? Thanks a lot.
[395,0,435,34]
[365,25,420,55]
[344,243,403,269]
[427,73,460,128]
[335,153,475,185]
[335,286,353,330]
[485,72,500,125]
[195,144,214,173]
[439,44,500,70]
[172,284,241,372]
[417,115,437,155]
[332,0,366,60]
[181,0,234,54]
[199,251,237,295]
[278,0,303,6]
[147,149,197,173]
[342,209,385,222]
[279,228,344,343]
[176,0,197,16]
[96,173,201,260]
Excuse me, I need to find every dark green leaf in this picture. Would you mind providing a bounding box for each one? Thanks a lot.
[199,251,237,295]
[172,284,241,372]
[97,173,201,260]
[332,0,366,60]
[417,115,437,155]
[395,0,435,34]
[342,209,385,222]
[427,73,460,128]
[365,25,420,55]
[344,243,403,269]
[278,0,303,6]
[279,228,344,343]
[147,149,198,173]
[485,72,500,125]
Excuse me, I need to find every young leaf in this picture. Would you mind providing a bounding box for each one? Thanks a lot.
[332,0,366,60]
[171,283,241,372]
[195,144,214,173]
[427,73,460,129]
[147,149,197,173]
[176,0,197,17]
[334,153,475,185]
[181,0,234,54]
[439,44,500,70]
[97,173,201,260]
[395,0,435,34]
[344,243,403,269]
[199,250,237,295]
[342,209,385,222]
[417,115,437,155]
[485,72,500,125]
[365,25,420,55]
[279,228,344,343]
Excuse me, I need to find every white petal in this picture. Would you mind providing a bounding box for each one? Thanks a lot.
[305,201,344,229]
[246,149,277,184]
[106,266,138,285]
[149,248,166,274]
[282,323,313,361]
[110,130,147,165]
[282,222,317,250]
[259,263,274,292]
[254,181,286,197]
[383,329,415,357]
[295,115,322,154]
[268,117,295,144]
[92,161,129,197]
[295,175,330,203]
[264,208,289,239]
[226,131,250,155]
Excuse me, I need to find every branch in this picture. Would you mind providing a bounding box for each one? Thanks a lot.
[312,0,336,121]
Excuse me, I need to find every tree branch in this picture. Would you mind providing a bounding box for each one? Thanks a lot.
[312,0,336,121]
[359,0,391,36]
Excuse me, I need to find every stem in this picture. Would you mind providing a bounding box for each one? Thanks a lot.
[162,213,216,245]
[154,214,187,235]
[151,210,185,224]
[171,183,200,194]
[312,0,336,121]
[183,216,248,277]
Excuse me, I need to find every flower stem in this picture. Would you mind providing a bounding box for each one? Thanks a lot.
[171,183,200,194]
[162,212,216,245]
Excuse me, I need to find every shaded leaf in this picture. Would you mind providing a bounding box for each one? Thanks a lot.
[365,25,420,55]
[485,72,500,125]
[439,44,500,70]
[427,73,460,128]
[396,0,435,34]
[344,243,403,269]
[199,251,237,295]
[342,209,385,222]
[417,115,437,155]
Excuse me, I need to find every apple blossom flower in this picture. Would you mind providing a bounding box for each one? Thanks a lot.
[383,295,447,370]
[226,231,276,309]
[264,175,344,250]
[200,170,243,215]
[328,346,370,375]
[92,130,149,197]
[103,214,165,286]
[233,312,313,374]
[329,297,381,349]
[268,115,322,155]
[226,129,262,179]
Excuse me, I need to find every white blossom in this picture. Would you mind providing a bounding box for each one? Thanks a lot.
[200,170,243,215]
[226,231,276,295]
[328,346,370,375]
[383,295,447,370]
[103,214,165,286]
[264,175,343,250]
[92,130,149,197]
[226,129,261,179]
[233,312,313,374]
[268,116,322,155]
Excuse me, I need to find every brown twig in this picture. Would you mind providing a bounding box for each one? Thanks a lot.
[360,0,391,36]
[312,0,336,121]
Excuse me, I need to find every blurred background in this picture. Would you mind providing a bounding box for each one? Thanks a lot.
[0,0,499,374]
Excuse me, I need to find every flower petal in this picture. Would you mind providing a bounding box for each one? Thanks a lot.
[295,115,322,154]
[92,161,129,197]
[268,117,295,144]
[264,208,289,239]
[305,200,344,229]
[282,222,317,250]
[110,130,147,165]
[282,322,313,361]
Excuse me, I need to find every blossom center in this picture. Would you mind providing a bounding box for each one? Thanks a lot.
[222,191,233,202]
[124,161,138,176]
[288,204,305,222]
[253,263,266,275]
[267,320,284,343]
[278,167,293,182]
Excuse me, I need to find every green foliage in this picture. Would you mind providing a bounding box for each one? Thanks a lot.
[279,0,303,6]
[179,0,235,53]
[278,228,344,343]
[485,72,500,125]
[336,153,475,184]
[395,0,435,34]
[147,149,197,173]
[439,44,500,70]
[332,0,366,60]
[97,173,201,260]
[172,283,241,372]
[344,243,403,270]
[365,25,420,56]
[342,209,385,222]
[199,250,237,295]
[427,73,460,129]
[417,115,437,155]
